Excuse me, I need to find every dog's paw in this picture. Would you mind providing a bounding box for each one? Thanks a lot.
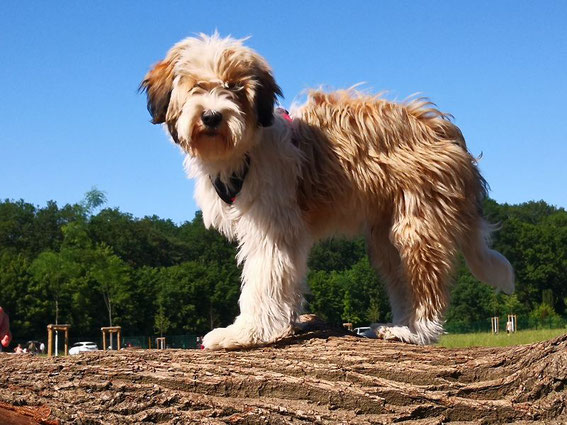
[371,324,415,343]
[376,326,411,342]
[376,325,402,341]
[293,314,328,333]
[202,325,252,350]
[202,320,295,350]
[374,324,442,345]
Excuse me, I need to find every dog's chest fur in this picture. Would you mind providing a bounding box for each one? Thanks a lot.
[188,117,309,243]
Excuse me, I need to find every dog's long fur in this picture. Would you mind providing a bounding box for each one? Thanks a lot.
[141,33,514,349]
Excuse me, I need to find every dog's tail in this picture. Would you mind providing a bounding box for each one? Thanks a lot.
[461,220,515,294]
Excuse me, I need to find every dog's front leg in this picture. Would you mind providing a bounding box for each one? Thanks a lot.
[202,224,310,350]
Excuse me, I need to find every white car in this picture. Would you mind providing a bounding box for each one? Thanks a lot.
[353,327,371,336]
[69,341,98,355]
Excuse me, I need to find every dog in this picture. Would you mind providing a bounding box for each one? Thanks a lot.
[141,33,514,349]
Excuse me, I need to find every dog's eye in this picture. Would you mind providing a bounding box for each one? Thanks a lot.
[224,82,243,91]
[190,83,206,93]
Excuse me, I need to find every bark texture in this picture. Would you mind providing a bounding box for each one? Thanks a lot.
[0,328,566,425]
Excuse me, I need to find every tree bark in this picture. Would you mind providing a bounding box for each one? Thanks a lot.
[0,325,565,424]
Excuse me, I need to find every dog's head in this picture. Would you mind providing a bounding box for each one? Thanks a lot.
[141,34,282,161]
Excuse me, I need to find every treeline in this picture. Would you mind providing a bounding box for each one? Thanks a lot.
[0,192,565,343]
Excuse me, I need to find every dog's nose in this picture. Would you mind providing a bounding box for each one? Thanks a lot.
[201,110,223,128]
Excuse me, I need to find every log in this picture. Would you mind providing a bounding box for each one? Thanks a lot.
[0,326,566,424]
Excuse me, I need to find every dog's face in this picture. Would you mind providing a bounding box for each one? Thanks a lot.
[141,34,282,161]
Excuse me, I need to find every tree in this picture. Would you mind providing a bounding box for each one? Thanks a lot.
[307,256,390,327]
[154,303,171,337]
[347,257,390,323]
[366,298,381,323]
[0,200,37,257]
[81,187,107,216]
[90,243,131,327]
[0,251,33,338]
[29,251,74,326]
[308,237,366,272]
[445,264,494,332]
[530,303,563,328]
[129,266,160,335]
[177,211,238,265]
[307,270,345,325]
[152,260,241,336]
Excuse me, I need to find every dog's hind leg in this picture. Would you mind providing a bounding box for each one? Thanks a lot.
[366,224,414,336]
[372,194,458,345]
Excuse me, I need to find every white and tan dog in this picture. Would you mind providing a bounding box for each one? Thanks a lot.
[141,33,514,349]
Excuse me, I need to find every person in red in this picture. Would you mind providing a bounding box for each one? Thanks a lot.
[0,306,12,352]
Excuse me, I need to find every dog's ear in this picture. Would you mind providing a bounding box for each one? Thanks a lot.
[254,61,283,127]
[140,58,176,124]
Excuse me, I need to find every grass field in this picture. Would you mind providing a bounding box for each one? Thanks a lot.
[437,328,567,348]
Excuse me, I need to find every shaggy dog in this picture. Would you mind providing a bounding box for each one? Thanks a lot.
[141,33,514,349]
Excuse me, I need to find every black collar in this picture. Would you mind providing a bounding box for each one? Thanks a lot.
[210,155,251,205]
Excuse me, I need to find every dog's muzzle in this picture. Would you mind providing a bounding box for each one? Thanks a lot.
[201,110,223,128]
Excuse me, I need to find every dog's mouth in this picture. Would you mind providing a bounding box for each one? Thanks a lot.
[192,125,225,140]
[193,129,226,144]
[202,130,220,137]
[189,126,232,159]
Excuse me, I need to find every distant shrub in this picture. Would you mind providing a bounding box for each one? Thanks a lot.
[529,303,565,329]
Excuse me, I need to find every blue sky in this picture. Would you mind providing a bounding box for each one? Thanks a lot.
[1,2,566,223]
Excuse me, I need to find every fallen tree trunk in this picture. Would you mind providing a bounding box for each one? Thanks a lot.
[0,328,566,424]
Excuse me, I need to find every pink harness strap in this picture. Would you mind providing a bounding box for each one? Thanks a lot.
[276,107,293,123]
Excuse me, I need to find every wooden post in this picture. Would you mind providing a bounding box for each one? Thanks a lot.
[47,326,53,357]
[101,326,122,350]
[64,328,69,356]
[491,317,499,334]
[507,314,517,333]
[156,337,166,349]
[46,324,71,357]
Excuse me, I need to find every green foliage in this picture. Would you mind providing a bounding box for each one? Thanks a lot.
[90,243,132,326]
[81,187,107,216]
[0,195,565,344]
[529,303,563,328]
[445,265,494,329]
[308,238,366,272]
[154,303,170,336]
[485,200,567,315]
[307,257,390,327]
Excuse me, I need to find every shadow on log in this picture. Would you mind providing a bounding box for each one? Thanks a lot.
[0,323,565,424]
